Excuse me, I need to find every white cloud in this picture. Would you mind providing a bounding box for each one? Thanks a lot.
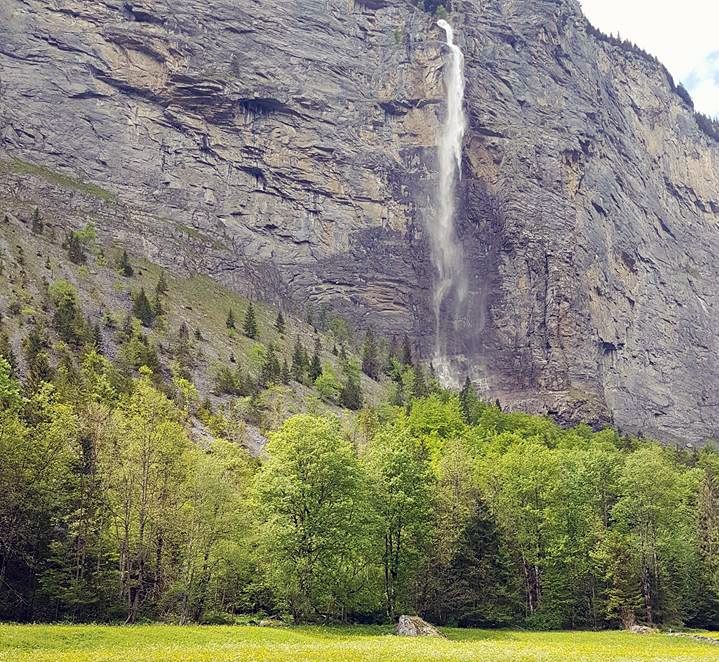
[580,1,719,117]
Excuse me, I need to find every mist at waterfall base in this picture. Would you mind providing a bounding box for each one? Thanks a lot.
[431,20,469,388]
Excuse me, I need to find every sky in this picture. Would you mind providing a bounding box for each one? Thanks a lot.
[580,1,719,118]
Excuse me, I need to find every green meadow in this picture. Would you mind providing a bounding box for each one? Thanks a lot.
[0,625,717,662]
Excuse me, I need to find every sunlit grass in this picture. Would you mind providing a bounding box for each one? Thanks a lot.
[0,624,717,662]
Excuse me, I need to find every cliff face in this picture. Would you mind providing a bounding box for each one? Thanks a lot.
[1,0,717,443]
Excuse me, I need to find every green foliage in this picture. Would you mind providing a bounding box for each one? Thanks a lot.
[274,310,285,334]
[361,327,380,380]
[254,415,366,621]
[118,249,134,277]
[243,302,258,339]
[132,288,155,327]
[315,365,342,404]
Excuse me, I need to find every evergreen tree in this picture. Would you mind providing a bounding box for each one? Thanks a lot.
[281,358,291,384]
[361,327,380,380]
[31,207,43,234]
[309,336,322,382]
[260,344,281,386]
[118,250,134,277]
[243,303,258,339]
[412,362,428,399]
[152,288,164,318]
[274,310,285,335]
[226,308,236,330]
[65,231,86,264]
[132,288,155,327]
[155,271,168,296]
[291,335,305,382]
[339,360,363,411]
[401,333,413,366]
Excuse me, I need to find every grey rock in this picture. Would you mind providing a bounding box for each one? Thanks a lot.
[395,614,443,637]
[0,0,717,443]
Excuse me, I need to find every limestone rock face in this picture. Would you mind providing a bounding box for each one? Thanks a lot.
[1,0,717,442]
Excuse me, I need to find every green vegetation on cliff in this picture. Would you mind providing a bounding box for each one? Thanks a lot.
[1,204,718,631]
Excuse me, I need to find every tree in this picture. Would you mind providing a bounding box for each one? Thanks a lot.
[401,334,413,366]
[253,415,365,621]
[0,329,17,371]
[132,288,155,327]
[361,327,380,380]
[152,288,164,318]
[412,362,428,399]
[104,373,192,622]
[364,425,434,619]
[0,355,21,410]
[65,231,86,264]
[291,335,305,382]
[118,250,134,277]
[243,303,257,339]
[274,310,285,335]
[49,280,90,346]
[226,308,236,330]
[339,360,363,411]
[308,336,322,383]
[281,358,291,385]
[31,207,43,234]
[315,365,342,404]
[260,344,281,386]
[155,272,168,296]
[23,324,53,388]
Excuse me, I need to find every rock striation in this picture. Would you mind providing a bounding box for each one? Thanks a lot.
[0,0,717,442]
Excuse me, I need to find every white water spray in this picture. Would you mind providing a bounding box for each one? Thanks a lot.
[432,19,467,384]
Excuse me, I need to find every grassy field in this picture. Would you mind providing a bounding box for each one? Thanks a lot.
[0,625,717,662]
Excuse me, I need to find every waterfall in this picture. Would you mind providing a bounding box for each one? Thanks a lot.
[432,19,467,385]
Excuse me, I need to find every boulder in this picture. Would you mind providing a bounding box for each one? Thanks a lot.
[629,625,659,634]
[395,615,443,637]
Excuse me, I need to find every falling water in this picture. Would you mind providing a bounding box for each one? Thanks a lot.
[432,19,467,385]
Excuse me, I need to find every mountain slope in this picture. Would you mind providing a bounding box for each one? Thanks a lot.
[0,0,717,442]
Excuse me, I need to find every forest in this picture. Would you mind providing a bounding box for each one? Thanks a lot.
[1,343,718,629]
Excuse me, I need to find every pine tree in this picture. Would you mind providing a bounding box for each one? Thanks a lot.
[309,336,322,382]
[65,231,86,265]
[412,362,428,399]
[401,333,413,366]
[260,344,281,386]
[226,308,236,330]
[275,310,285,335]
[281,358,291,384]
[339,361,363,410]
[291,335,305,382]
[132,288,155,327]
[31,207,43,235]
[152,288,164,318]
[362,327,380,380]
[243,302,258,339]
[119,250,134,277]
[155,271,168,296]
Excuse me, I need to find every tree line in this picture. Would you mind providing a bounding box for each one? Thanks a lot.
[1,346,718,629]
